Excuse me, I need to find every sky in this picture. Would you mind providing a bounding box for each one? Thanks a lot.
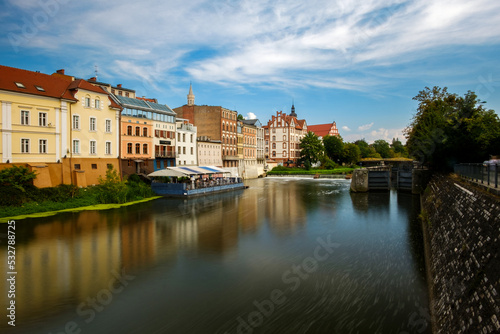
[1,0,500,143]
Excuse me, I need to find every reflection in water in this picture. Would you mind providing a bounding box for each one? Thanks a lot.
[0,178,429,334]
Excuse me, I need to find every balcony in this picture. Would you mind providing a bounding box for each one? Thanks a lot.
[155,152,176,158]
[222,155,240,161]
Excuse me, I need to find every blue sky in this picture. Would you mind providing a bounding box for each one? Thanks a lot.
[1,0,500,143]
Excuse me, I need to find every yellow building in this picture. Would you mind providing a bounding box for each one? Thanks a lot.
[0,65,121,187]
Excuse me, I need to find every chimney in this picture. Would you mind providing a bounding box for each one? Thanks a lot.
[57,69,65,75]
[88,77,96,82]
[117,84,122,88]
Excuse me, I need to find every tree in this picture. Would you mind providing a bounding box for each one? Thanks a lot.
[323,135,344,163]
[343,143,361,164]
[299,131,324,169]
[405,86,500,171]
[0,165,37,192]
[354,139,371,158]
[371,139,391,158]
[391,138,407,157]
[237,114,244,120]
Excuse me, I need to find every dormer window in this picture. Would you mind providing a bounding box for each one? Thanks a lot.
[15,82,26,88]
[35,85,45,91]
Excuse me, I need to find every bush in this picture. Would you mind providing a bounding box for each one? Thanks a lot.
[0,165,37,192]
[0,186,28,206]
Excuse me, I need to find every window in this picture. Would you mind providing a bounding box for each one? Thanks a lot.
[39,112,47,127]
[107,164,113,169]
[283,143,286,149]
[21,110,29,125]
[127,125,132,136]
[283,135,286,141]
[272,143,276,149]
[190,147,193,155]
[127,143,132,154]
[90,140,96,155]
[178,146,181,154]
[95,99,100,109]
[135,127,140,136]
[178,133,181,141]
[39,139,47,153]
[21,139,30,153]
[91,164,97,169]
[106,142,111,155]
[72,115,80,129]
[85,96,91,107]
[183,147,186,154]
[74,164,81,170]
[143,144,148,154]
[182,133,185,142]
[106,119,111,133]
[15,82,26,88]
[72,140,80,154]
[283,151,287,157]
[272,136,276,141]
[143,127,148,137]
[135,143,140,154]
[272,151,276,157]
[190,134,193,143]
[89,117,96,131]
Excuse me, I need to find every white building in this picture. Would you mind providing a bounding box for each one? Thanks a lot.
[197,136,222,167]
[176,119,197,166]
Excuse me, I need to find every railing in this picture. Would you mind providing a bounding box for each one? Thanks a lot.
[155,152,176,158]
[454,163,499,188]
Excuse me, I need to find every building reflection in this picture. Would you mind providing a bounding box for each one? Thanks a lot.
[265,180,307,234]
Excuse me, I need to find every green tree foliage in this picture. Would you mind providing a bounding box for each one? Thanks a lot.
[300,131,324,169]
[391,138,408,157]
[96,165,128,204]
[323,135,344,163]
[405,86,500,170]
[354,139,371,158]
[237,114,244,120]
[343,143,361,164]
[371,139,391,158]
[0,165,37,192]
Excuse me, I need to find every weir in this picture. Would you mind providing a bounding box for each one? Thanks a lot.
[350,166,431,194]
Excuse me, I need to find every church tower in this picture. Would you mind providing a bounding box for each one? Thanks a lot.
[290,102,297,117]
[187,83,195,106]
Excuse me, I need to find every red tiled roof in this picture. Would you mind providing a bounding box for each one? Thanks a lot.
[0,65,77,101]
[307,123,337,137]
[136,97,158,103]
[67,79,122,110]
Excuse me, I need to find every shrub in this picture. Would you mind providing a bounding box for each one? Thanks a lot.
[0,165,37,192]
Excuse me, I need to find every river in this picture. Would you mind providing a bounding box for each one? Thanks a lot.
[1,178,430,334]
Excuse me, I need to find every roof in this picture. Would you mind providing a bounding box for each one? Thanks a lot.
[242,119,262,127]
[0,65,77,101]
[308,123,337,137]
[114,95,176,115]
[67,79,122,110]
[149,166,231,177]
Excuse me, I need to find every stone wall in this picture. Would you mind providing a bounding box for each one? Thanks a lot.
[421,174,500,333]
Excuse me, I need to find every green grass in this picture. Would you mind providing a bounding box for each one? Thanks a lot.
[267,167,354,175]
[0,196,161,223]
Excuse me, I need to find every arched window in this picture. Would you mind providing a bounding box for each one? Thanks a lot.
[135,143,140,154]
[127,126,132,136]
[143,144,148,154]
[272,143,276,149]
[283,143,286,149]
[135,127,140,136]
[272,136,276,141]
[143,127,148,137]
[283,151,287,157]
[127,143,132,154]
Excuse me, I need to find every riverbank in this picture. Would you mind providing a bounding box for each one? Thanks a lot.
[0,196,161,223]
[266,167,354,176]
[421,174,500,333]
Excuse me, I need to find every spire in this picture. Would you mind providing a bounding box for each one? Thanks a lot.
[290,100,297,117]
[187,82,195,106]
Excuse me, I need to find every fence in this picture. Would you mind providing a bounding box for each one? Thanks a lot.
[454,163,499,188]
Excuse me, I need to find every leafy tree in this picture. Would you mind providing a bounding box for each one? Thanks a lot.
[323,135,344,163]
[343,143,361,164]
[299,131,324,169]
[96,165,128,204]
[391,138,408,157]
[354,139,371,158]
[237,114,244,120]
[405,86,500,170]
[371,139,391,158]
[0,165,37,192]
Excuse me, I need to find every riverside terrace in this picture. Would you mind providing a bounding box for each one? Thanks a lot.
[149,166,245,197]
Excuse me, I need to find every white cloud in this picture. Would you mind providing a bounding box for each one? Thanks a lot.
[246,112,257,119]
[358,122,374,131]
[341,125,351,131]
[343,127,406,144]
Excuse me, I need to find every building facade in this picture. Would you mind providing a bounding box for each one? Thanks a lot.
[114,95,176,177]
[0,65,121,187]
[307,122,340,139]
[264,107,307,166]
[173,85,238,168]
[197,136,222,167]
[176,119,197,166]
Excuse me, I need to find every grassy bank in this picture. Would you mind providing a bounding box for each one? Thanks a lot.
[266,167,355,175]
[0,166,159,222]
[0,196,161,223]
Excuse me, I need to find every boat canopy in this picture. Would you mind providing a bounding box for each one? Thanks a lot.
[148,166,232,177]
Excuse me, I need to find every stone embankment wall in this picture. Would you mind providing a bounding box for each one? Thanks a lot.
[421,174,500,333]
